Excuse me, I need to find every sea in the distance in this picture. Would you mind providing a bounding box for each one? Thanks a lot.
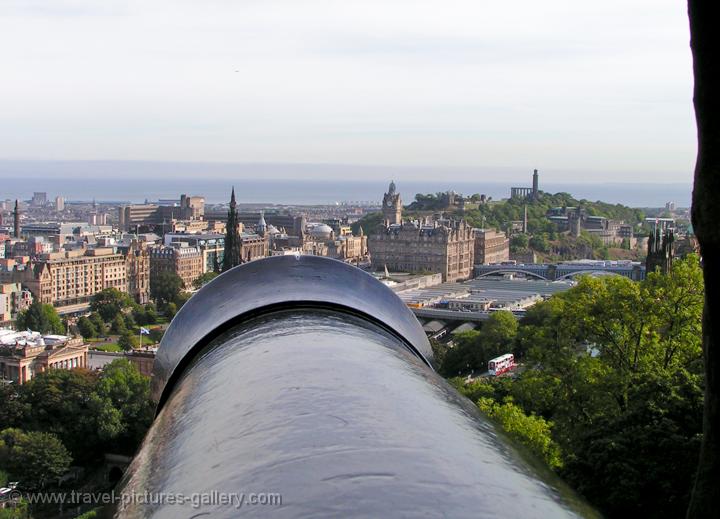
[0,160,692,207]
[0,176,691,208]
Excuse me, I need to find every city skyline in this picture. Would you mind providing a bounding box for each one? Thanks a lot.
[0,0,695,184]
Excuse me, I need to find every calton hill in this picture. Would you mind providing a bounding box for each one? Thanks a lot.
[354,189,693,262]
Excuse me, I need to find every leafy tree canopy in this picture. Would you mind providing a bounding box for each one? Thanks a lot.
[118,332,138,352]
[452,255,705,518]
[193,271,219,290]
[76,316,97,339]
[89,288,133,322]
[440,310,517,376]
[2,361,153,464]
[15,301,64,335]
[0,428,72,490]
[150,271,184,307]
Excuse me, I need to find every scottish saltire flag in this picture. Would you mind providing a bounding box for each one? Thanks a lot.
[140,327,151,335]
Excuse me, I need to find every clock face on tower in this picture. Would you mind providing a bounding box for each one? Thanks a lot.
[386,198,394,207]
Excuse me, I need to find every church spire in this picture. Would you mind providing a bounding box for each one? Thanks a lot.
[13,199,20,238]
[257,210,267,236]
[223,187,241,271]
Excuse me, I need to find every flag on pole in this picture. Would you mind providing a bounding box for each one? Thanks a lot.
[140,327,151,335]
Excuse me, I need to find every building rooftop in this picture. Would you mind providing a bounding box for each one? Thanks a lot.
[0,329,70,347]
[396,277,574,311]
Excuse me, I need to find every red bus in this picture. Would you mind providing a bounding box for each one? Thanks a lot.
[488,353,515,376]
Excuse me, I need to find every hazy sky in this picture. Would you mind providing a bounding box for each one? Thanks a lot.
[0,0,696,183]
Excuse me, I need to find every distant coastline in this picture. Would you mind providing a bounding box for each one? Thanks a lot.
[0,176,691,208]
[0,160,692,207]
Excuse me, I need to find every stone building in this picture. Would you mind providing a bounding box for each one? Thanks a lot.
[473,229,510,265]
[149,244,204,289]
[164,233,225,273]
[369,183,475,282]
[510,169,540,201]
[203,208,307,239]
[10,237,51,258]
[554,208,636,246]
[21,248,128,309]
[304,224,368,263]
[118,194,205,231]
[382,181,402,225]
[326,232,368,263]
[0,330,88,384]
[127,349,155,377]
[120,240,151,304]
[236,232,268,263]
[0,283,32,325]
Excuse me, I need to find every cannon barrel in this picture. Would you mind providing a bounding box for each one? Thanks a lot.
[116,255,588,518]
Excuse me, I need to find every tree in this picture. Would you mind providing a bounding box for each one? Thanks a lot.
[429,338,447,372]
[89,288,132,322]
[7,365,154,468]
[118,332,137,352]
[93,360,154,453]
[132,303,158,326]
[529,235,549,253]
[76,316,97,339]
[481,310,518,351]
[124,312,137,332]
[164,302,178,319]
[644,255,704,371]
[150,271,184,307]
[687,2,720,514]
[477,397,562,470]
[440,311,518,376]
[15,301,64,335]
[489,257,706,516]
[89,312,107,337]
[144,304,158,324]
[19,369,101,462]
[440,330,483,376]
[561,369,703,518]
[193,271,219,290]
[149,328,165,344]
[174,291,192,310]
[0,384,26,431]
[0,428,72,490]
[510,234,529,252]
[132,305,147,326]
[0,498,30,519]
[110,314,127,335]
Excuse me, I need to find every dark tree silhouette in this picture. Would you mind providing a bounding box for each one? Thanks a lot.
[687,1,720,516]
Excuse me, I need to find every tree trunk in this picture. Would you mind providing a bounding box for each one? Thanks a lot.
[687,1,720,516]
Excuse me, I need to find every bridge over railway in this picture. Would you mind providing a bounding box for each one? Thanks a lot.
[474,261,646,281]
[413,307,494,323]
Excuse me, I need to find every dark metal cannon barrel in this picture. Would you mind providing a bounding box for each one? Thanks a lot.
[116,255,589,518]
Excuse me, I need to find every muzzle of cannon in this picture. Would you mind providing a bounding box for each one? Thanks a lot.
[115,255,589,518]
